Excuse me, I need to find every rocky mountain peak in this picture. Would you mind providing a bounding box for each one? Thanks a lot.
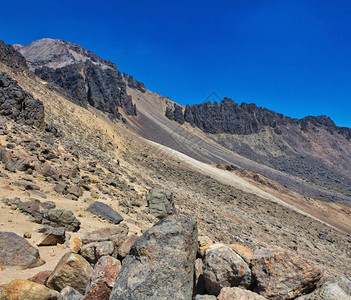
[17,38,139,118]
[17,38,115,71]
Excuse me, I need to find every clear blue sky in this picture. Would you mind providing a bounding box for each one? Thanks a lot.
[1,0,350,127]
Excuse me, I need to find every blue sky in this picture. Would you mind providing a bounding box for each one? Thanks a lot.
[1,0,350,127]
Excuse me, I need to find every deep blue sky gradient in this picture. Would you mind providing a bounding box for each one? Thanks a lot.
[1,0,350,127]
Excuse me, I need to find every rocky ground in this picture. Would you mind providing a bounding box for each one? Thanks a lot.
[0,56,350,299]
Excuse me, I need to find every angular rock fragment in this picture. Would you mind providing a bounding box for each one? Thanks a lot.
[118,234,138,259]
[146,186,175,219]
[42,209,81,232]
[84,255,121,300]
[202,244,252,295]
[87,201,123,224]
[38,227,66,246]
[250,247,322,299]
[58,286,83,300]
[0,231,44,269]
[296,282,349,299]
[28,270,52,285]
[217,287,267,300]
[110,212,198,300]
[0,279,59,300]
[46,252,93,294]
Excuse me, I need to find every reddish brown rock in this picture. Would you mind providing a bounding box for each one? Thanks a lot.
[46,252,93,294]
[84,256,121,300]
[217,287,267,300]
[0,279,59,300]
[28,270,52,285]
[250,247,322,299]
[118,234,138,259]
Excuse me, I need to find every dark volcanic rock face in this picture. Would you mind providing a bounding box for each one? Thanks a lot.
[0,72,45,128]
[18,38,137,118]
[170,97,351,139]
[123,73,146,93]
[0,40,28,71]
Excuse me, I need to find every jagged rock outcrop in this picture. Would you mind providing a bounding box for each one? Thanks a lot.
[123,73,146,93]
[0,72,45,128]
[0,40,28,70]
[17,38,137,118]
[167,97,351,140]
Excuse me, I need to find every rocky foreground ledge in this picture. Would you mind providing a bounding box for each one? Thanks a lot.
[1,211,350,300]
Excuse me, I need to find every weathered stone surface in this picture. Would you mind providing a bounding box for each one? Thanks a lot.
[110,212,198,300]
[37,162,59,181]
[58,286,83,300]
[81,225,129,245]
[318,276,351,296]
[250,247,322,299]
[38,227,66,246]
[87,201,123,224]
[0,72,45,128]
[217,287,267,300]
[80,241,114,264]
[17,199,45,223]
[198,235,214,258]
[84,256,121,300]
[0,231,44,269]
[296,282,349,299]
[194,295,216,300]
[226,243,254,264]
[28,270,52,285]
[46,252,93,294]
[0,279,59,300]
[202,244,252,295]
[42,209,81,232]
[69,236,82,253]
[118,234,138,259]
[67,185,83,198]
[146,186,175,219]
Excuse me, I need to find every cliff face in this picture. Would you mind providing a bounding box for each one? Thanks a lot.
[18,38,137,118]
[0,40,28,71]
[167,97,351,139]
[0,72,45,128]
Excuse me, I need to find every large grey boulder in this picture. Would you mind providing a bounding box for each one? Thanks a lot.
[146,186,175,219]
[202,244,251,295]
[109,212,198,300]
[0,231,44,269]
